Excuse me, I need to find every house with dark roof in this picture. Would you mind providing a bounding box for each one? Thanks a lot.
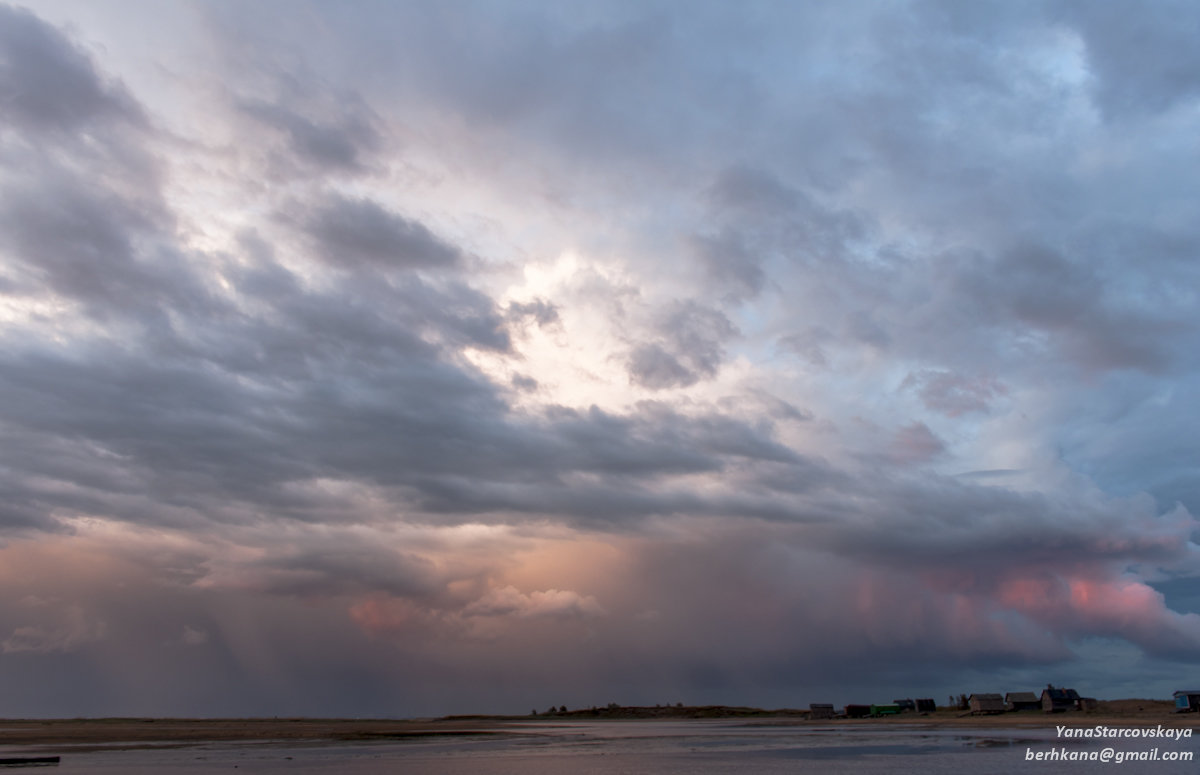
[1174,690,1200,713]
[1041,685,1080,713]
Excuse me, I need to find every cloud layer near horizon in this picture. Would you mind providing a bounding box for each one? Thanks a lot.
[1,0,1198,716]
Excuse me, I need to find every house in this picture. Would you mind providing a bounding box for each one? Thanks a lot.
[1173,691,1200,712]
[915,698,937,713]
[968,693,1005,714]
[1041,685,1081,713]
[809,703,835,720]
[844,704,871,718]
[1006,692,1040,711]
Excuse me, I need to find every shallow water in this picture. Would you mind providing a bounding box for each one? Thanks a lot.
[7,720,1199,773]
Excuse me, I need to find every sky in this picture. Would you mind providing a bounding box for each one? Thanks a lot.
[0,0,1198,718]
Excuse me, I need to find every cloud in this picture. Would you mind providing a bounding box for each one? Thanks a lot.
[464,586,605,619]
[506,298,561,329]
[627,343,696,390]
[0,4,144,133]
[237,92,382,174]
[2,603,107,654]
[180,625,208,646]
[1060,0,1200,118]
[902,370,1008,417]
[690,230,766,302]
[949,243,1179,375]
[627,301,737,390]
[0,1,1198,716]
[293,193,463,271]
[888,422,946,464]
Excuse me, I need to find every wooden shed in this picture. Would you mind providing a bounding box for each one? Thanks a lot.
[844,704,871,718]
[1174,691,1200,712]
[915,698,937,713]
[1006,692,1040,711]
[968,693,1005,714]
[1041,685,1080,713]
[809,703,835,720]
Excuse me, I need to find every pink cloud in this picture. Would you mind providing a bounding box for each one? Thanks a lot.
[996,572,1200,655]
[348,597,422,636]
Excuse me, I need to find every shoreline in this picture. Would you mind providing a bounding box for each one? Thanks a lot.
[3,702,1198,752]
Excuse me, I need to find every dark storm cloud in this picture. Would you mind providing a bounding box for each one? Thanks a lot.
[0,3,187,333]
[1058,0,1200,118]
[707,165,800,215]
[950,243,1180,374]
[627,301,736,390]
[693,166,871,304]
[627,343,695,390]
[0,4,144,133]
[813,475,1192,573]
[689,230,765,302]
[229,542,443,599]
[238,94,382,173]
[0,220,813,533]
[3,0,1200,716]
[0,172,219,324]
[0,1,1183,547]
[294,193,463,271]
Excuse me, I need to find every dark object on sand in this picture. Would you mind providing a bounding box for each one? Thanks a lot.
[0,756,60,767]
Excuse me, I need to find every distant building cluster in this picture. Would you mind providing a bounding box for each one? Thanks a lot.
[808,684,1110,719]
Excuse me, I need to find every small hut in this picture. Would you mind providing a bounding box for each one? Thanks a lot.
[915,698,937,713]
[844,704,871,718]
[809,703,835,720]
[1174,691,1200,712]
[1041,685,1080,713]
[968,693,1005,714]
[1006,692,1040,711]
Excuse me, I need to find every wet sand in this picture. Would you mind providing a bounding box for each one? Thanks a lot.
[3,701,1196,753]
[0,717,520,752]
